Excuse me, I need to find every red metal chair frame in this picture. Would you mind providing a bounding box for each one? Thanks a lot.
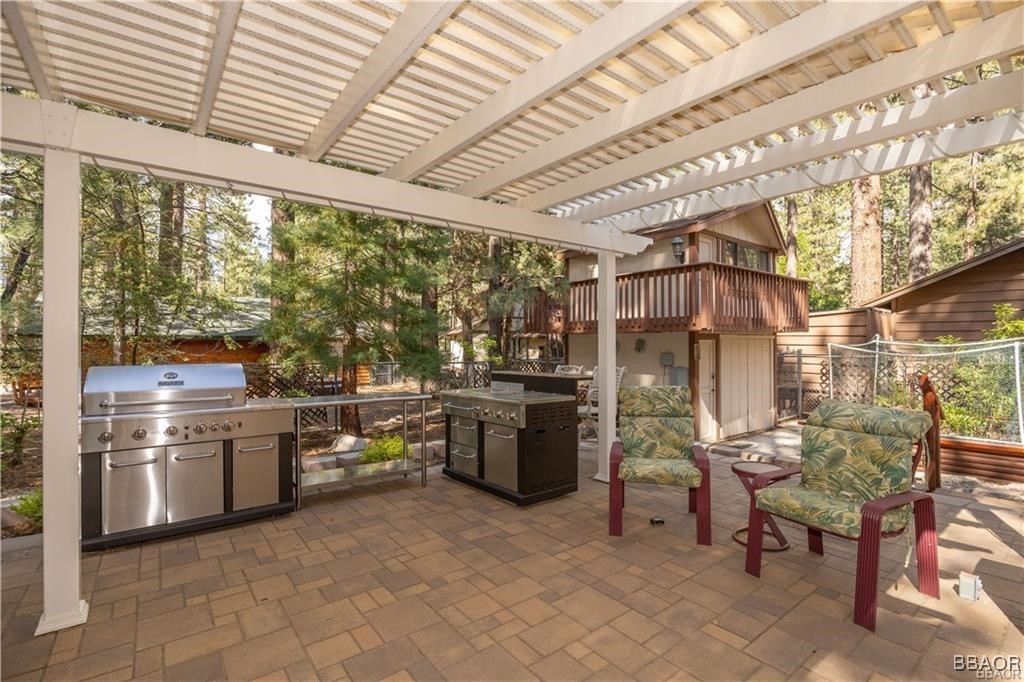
[743,441,939,631]
[609,441,712,546]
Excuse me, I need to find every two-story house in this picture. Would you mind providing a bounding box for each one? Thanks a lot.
[522,202,809,442]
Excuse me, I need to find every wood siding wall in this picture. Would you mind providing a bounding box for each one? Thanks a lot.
[776,308,891,393]
[889,252,1024,341]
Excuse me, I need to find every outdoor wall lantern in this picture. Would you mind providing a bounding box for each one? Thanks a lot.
[671,236,685,263]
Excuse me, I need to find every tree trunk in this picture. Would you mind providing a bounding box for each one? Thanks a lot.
[157,181,185,277]
[487,236,503,356]
[908,161,932,282]
[339,362,363,437]
[269,199,295,355]
[1,238,34,305]
[785,196,798,277]
[850,174,883,306]
[908,83,933,283]
[111,178,129,365]
[194,186,211,288]
[965,151,978,260]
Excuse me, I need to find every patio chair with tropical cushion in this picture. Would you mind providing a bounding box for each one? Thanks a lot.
[744,399,938,631]
[609,385,711,545]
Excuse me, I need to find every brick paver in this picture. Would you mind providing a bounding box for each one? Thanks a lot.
[2,451,1021,681]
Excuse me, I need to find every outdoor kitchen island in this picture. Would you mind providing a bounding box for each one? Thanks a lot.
[440,384,578,505]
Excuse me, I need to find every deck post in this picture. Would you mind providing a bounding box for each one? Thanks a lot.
[35,146,89,635]
[595,250,617,482]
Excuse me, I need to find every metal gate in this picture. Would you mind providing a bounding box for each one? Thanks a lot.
[776,350,803,420]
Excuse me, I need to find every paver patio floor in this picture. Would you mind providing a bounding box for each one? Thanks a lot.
[3,451,1021,681]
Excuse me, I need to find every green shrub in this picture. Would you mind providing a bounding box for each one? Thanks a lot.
[12,487,43,526]
[1,413,42,465]
[985,303,1024,340]
[358,435,405,464]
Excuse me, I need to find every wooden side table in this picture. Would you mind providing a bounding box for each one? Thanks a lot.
[731,461,790,551]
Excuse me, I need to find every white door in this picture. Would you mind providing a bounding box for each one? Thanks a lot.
[698,339,718,442]
[747,337,775,431]
[719,336,748,437]
[718,336,776,438]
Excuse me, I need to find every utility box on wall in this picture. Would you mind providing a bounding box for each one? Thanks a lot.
[669,366,688,386]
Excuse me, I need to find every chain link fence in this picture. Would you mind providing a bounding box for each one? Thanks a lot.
[827,338,1024,444]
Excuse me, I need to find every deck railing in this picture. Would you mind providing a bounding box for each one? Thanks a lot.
[524,263,809,334]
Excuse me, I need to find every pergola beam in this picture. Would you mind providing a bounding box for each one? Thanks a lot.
[530,5,1024,218]
[2,0,60,99]
[382,1,699,182]
[191,1,242,136]
[1,95,649,255]
[299,2,460,162]
[575,71,1022,223]
[454,0,923,199]
[608,113,1024,232]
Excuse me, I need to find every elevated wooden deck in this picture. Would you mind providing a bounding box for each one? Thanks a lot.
[523,263,809,335]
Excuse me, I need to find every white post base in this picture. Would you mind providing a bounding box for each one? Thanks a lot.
[35,600,89,636]
[590,472,610,483]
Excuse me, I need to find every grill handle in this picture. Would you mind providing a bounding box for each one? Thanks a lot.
[173,452,217,462]
[108,457,157,469]
[450,447,475,459]
[452,423,476,431]
[485,430,515,440]
[442,402,475,413]
[98,394,235,409]
[238,443,275,453]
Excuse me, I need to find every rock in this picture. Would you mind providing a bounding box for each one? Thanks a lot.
[1,507,30,529]
[335,451,362,467]
[740,451,777,464]
[330,434,366,454]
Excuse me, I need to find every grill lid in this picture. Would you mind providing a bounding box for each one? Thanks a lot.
[82,363,247,416]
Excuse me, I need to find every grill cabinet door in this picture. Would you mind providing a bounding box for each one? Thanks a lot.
[449,443,479,476]
[167,441,224,522]
[483,424,518,491]
[232,436,279,510]
[102,447,166,534]
[450,415,478,447]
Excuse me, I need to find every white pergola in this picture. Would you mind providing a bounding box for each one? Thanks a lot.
[1,0,1021,636]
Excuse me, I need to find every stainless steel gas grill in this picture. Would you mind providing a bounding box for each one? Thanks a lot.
[80,363,295,550]
[439,383,578,505]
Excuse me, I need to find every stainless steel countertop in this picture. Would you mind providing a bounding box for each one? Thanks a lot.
[438,388,576,405]
[80,393,431,422]
[250,393,431,410]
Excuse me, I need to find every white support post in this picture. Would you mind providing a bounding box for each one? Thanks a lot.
[594,250,617,483]
[35,147,88,636]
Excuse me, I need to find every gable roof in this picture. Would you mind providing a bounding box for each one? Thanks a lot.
[864,238,1024,307]
[562,202,784,258]
[634,202,785,251]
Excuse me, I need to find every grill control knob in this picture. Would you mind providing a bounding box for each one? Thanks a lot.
[97,431,114,444]
[131,428,147,441]
[482,409,491,416]
[164,426,178,437]
[194,423,207,434]
[221,421,233,432]
[210,423,220,432]
[496,411,505,419]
